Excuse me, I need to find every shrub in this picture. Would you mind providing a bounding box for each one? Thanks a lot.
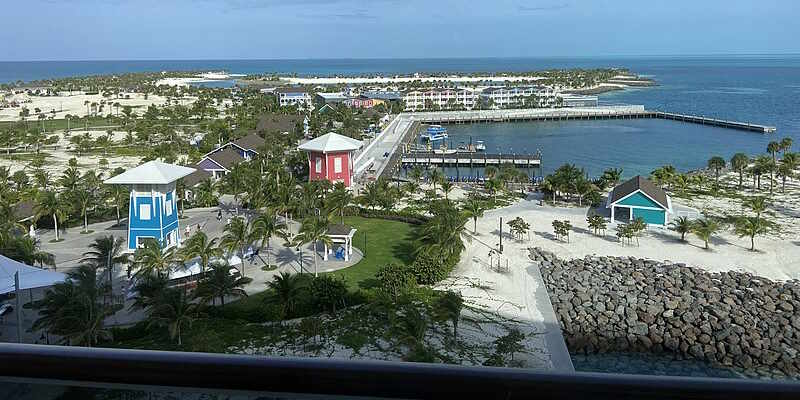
[376,263,417,301]
[310,275,348,313]
[408,252,448,285]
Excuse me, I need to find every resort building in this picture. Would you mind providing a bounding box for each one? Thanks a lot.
[274,87,313,108]
[180,169,212,202]
[104,161,195,251]
[297,132,363,187]
[315,92,349,106]
[479,86,559,109]
[403,88,480,111]
[196,148,244,179]
[606,175,673,226]
[558,94,599,107]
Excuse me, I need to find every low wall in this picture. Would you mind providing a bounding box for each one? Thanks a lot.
[529,247,800,379]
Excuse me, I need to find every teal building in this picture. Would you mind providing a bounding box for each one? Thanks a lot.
[606,175,672,226]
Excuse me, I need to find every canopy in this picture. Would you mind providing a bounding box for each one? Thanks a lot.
[298,132,362,153]
[0,254,66,295]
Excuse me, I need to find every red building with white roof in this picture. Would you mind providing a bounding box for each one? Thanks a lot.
[297,132,363,187]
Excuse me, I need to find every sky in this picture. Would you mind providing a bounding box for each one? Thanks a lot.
[3,0,799,60]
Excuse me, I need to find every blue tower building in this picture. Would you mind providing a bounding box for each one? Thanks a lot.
[104,161,195,251]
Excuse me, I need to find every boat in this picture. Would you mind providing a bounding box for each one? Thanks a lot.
[421,125,448,141]
[475,140,486,151]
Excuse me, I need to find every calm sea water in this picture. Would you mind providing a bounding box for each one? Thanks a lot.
[2,56,799,176]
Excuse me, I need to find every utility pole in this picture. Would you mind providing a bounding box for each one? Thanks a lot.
[14,271,22,343]
[499,217,503,254]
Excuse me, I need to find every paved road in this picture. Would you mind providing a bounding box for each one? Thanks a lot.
[353,115,413,182]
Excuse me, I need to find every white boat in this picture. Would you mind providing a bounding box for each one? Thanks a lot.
[421,125,448,141]
[475,140,486,151]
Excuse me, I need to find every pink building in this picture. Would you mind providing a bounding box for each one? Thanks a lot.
[297,132,363,187]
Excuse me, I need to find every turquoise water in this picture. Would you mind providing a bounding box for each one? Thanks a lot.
[442,118,771,177]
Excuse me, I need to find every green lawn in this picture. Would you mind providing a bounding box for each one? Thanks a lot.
[330,216,417,290]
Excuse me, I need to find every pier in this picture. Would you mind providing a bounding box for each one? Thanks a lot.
[409,106,777,133]
[401,152,541,167]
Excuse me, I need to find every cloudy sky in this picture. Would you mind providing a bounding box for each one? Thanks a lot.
[3,0,798,60]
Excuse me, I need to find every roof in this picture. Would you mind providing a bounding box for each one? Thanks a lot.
[181,169,212,187]
[316,92,348,101]
[608,175,669,210]
[232,133,264,152]
[0,254,66,295]
[256,113,301,134]
[327,224,355,236]
[104,161,195,185]
[297,132,362,153]
[206,148,244,170]
[361,91,402,100]
[275,87,308,94]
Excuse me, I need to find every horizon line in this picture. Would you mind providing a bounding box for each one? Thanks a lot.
[2,52,800,63]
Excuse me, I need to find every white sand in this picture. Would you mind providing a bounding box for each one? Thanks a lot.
[280,75,547,85]
[479,193,800,282]
[0,92,174,122]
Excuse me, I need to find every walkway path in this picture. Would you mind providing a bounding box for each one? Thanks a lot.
[440,195,574,373]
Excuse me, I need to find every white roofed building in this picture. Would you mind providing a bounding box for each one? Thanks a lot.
[297,132,362,187]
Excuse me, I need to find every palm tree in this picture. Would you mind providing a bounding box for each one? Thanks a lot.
[360,181,381,211]
[730,153,749,189]
[81,235,127,298]
[435,291,463,338]
[707,156,726,184]
[417,201,467,262]
[408,166,423,184]
[735,216,768,251]
[31,264,115,347]
[326,182,353,224]
[224,163,249,214]
[296,216,332,277]
[266,271,307,318]
[196,261,248,307]
[440,180,454,200]
[35,190,67,241]
[6,235,55,268]
[429,168,445,194]
[251,212,286,267]
[692,219,720,250]
[780,137,793,156]
[744,196,768,220]
[669,216,692,241]
[106,184,128,226]
[147,288,198,346]
[193,178,218,207]
[461,195,484,234]
[601,168,623,187]
[132,239,175,278]
[485,178,503,203]
[181,231,221,273]
[778,162,795,193]
[221,216,254,277]
[767,142,781,193]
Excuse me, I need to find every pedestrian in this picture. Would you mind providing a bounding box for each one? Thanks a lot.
[185,225,191,237]
[217,209,222,222]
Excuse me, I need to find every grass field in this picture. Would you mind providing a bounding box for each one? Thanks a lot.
[331,216,417,290]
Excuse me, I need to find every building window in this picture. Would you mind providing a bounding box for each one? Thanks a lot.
[334,157,342,173]
[315,156,322,173]
[165,200,173,216]
[139,204,151,220]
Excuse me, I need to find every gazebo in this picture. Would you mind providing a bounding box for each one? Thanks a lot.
[606,175,672,226]
[323,224,357,262]
[104,161,195,251]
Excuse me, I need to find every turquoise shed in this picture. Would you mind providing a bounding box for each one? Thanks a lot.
[606,175,672,226]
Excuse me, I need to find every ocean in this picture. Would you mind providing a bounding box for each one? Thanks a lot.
[2,56,799,176]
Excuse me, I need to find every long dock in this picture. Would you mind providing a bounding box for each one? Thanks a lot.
[409,106,776,133]
[401,152,541,167]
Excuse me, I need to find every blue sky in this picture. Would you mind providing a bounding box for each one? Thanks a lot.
[3,0,798,60]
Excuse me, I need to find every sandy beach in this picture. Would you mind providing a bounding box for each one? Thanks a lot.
[0,92,175,122]
[277,75,547,85]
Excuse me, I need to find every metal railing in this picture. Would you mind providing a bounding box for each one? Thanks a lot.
[0,344,798,399]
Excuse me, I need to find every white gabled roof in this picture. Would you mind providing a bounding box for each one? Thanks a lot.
[104,161,196,185]
[297,132,362,153]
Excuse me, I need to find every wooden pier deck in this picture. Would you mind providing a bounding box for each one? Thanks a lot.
[401,152,541,167]
[409,107,777,133]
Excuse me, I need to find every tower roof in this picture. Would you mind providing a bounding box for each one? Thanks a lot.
[297,132,362,153]
[104,161,195,185]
